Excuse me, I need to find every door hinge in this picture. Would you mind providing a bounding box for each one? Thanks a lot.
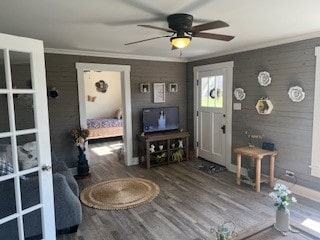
[196,142,199,147]
[197,79,199,86]
[196,111,199,117]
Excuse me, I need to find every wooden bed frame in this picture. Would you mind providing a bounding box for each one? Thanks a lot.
[87,126,123,140]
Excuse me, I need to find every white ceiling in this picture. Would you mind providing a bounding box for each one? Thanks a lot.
[1,0,320,61]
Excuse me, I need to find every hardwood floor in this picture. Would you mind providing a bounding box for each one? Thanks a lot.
[57,140,320,240]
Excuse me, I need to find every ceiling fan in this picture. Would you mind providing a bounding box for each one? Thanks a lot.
[125,13,234,49]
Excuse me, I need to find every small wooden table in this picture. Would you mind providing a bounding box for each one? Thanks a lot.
[234,146,277,192]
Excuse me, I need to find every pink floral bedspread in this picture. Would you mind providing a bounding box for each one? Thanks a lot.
[87,118,123,129]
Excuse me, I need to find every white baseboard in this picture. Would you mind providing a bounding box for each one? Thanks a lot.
[277,179,320,203]
[128,157,139,166]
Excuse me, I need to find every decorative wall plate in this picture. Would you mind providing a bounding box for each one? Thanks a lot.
[95,80,108,93]
[288,86,305,102]
[233,88,246,101]
[257,71,272,86]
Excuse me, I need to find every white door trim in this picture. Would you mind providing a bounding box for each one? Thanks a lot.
[193,61,234,170]
[75,63,134,166]
[311,47,320,178]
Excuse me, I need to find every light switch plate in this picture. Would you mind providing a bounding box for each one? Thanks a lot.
[233,103,241,110]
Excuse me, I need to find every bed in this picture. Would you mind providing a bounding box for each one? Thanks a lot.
[87,118,123,140]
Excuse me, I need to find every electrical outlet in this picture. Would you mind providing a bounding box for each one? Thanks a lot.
[286,170,295,178]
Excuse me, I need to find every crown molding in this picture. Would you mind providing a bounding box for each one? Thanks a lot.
[44,48,188,63]
[45,31,320,63]
[187,31,320,62]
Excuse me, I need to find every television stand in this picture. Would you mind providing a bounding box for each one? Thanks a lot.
[137,131,190,169]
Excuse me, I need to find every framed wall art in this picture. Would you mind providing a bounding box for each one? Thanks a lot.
[153,83,165,103]
[140,83,150,93]
[169,83,178,93]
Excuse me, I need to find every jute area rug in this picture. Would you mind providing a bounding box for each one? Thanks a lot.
[80,178,160,210]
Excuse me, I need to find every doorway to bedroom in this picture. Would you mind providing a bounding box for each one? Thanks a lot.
[76,63,133,167]
[84,70,124,164]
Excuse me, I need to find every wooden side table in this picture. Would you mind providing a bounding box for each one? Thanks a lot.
[234,146,277,192]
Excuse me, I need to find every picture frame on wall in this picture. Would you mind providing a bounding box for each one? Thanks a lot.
[140,83,150,93]
[153,83,165,103]
[169,83,178,93]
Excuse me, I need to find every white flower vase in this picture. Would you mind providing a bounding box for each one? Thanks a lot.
[275,207,290,232]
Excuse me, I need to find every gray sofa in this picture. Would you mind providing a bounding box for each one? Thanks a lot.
[0,153,82,239]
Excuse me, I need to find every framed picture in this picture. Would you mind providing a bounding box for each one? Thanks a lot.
[140,83,150,93]
[153,83,165,103]
[169,83,178,93]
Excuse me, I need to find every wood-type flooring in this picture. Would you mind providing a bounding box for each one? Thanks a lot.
[57,140,320,240]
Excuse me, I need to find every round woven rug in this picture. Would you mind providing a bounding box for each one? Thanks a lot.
[80,178,160,210]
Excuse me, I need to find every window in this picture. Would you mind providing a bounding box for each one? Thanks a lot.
[200,75,223,108]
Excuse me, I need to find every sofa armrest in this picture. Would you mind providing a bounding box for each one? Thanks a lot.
[53,173,82,230]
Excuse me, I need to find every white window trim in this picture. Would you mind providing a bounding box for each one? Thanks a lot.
[311,47,320,177]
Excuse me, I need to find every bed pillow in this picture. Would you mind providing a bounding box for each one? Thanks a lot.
[22,141,36,152]
[0,144,12,160]
[17,143,38,170]
[114,108,122,120]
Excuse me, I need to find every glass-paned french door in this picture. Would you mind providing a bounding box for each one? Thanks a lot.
[0,33,55,240]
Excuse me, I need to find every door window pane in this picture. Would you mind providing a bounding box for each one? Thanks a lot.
[0,218,19,240]
[0,137,14,177]
[14,94,35,130]
[23,209,42,239]
[17,134,38,171]
[0,49,5,89]
[0,179,16,219]
[0,94,10,133]
[20,172,40,210]
[10,51,32,90]
[201,75,223,108]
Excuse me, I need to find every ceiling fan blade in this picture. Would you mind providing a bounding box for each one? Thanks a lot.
[179,0,212,13]
[118,0,165,17]
[191,20,229,33]
[138,25,175,33]
[193,32,234,41]
[125,35,171,45]
[105,17,164,26]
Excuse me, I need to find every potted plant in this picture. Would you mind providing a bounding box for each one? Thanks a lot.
[71,128,90,178]
[269,183,297,232]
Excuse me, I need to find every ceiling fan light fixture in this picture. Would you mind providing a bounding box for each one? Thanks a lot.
[170,36,191,49]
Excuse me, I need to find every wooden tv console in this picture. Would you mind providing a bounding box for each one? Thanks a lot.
[137,131,190,169]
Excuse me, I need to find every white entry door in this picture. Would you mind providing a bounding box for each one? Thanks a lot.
[0,33,56,239]
[194,62,233,167]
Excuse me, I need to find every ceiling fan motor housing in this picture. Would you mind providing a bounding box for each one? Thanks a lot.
[167,13,193,33]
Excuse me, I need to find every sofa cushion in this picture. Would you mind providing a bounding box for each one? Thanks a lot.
[0,156,13,176]
[53,173,82,229]
[59,170,79,196]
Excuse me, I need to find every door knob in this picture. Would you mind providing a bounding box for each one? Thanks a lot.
[42,164,52,171]
[221,125,226,134]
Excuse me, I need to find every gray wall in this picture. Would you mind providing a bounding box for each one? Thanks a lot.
[187,38,320,191]
[45,54,187,167]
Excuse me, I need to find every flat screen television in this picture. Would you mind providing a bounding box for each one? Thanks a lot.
[142,106,179,133]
